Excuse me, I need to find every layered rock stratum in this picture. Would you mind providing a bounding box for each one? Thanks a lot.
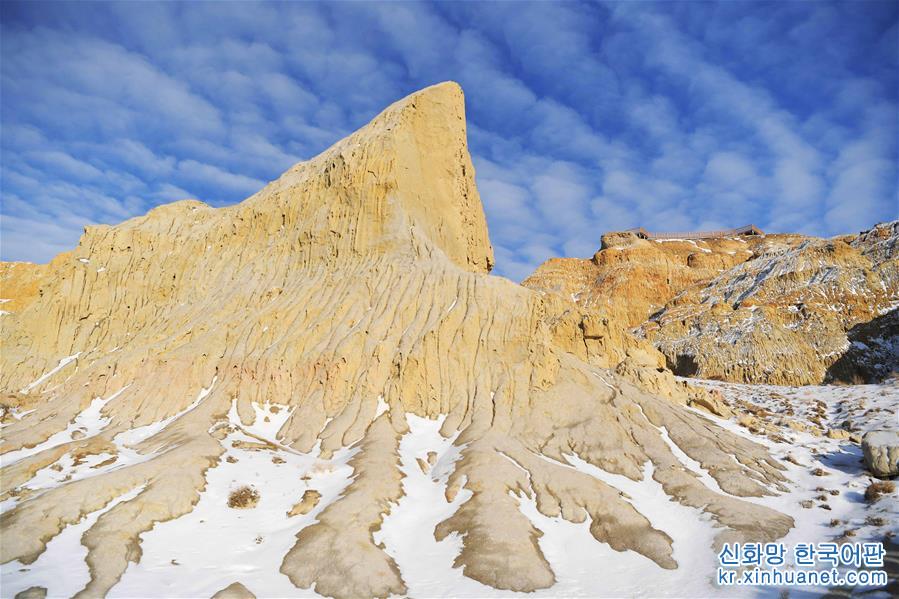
[1,82,795,598]
[524,223,899,386]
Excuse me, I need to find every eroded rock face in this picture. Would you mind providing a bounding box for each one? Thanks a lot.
[525,259,725,414]
[0,82,792,599]
[0,262,47,314]
[526,224,899,386]
[524,232,760,331]
[827,308,899,384]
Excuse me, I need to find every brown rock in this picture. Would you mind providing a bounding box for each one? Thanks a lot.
[211,582,256,599]
[287,489,322,517]
[526,223,898,386]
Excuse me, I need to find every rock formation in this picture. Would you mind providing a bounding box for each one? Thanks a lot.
[211,582,256,599]
[525,222,898,386]
[862,431,899,478]
[827,306,899,384]
[1,82,793,598]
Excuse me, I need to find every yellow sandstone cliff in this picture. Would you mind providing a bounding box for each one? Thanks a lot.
[0,82,793,599]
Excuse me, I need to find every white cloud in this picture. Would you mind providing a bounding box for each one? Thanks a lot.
[826,158,895,232]
[176,160,266,199]
[4,28,224,137]
[25,150,103,181]
[0,212,84,262]
[702,152,759,189]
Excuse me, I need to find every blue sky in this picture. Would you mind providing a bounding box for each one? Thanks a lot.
[1,1,896,280]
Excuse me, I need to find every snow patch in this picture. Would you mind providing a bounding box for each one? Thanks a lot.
[1,386,127,468]
[375,415,487,597]
[115,379,216,448]
[110,408,357,598]
[19,352,82,394]
[1,485,146,598]
[375,394,389,418]
[518,455,729,597]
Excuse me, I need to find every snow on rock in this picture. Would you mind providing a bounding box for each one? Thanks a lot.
[115,379,215,449]
[19,352,81,394]
[374,395,389,419]
[373,415,487,597]
[521,456,727,597]
[687,378,899,594]
[0,385,126,467]
[3,382,897,598]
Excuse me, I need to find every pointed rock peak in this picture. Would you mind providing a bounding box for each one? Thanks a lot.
[52,82,493,276]
[258,81,494,273]
[379,81,495,273]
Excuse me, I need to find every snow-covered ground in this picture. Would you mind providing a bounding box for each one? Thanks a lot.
[1,486,147,598]
[111,399,357,598]
[685,379,898,597]
[1,382,896,598]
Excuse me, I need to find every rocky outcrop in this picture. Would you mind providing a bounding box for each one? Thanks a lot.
[286,489,321,517]
[862,431,899,478]
[524,232,759,330]
[0,82,792,599]
[827,308,899,383]
[526,223,898,386]
[528,262,727,414]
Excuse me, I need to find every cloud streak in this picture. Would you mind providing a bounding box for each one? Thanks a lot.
[1,1,896,279]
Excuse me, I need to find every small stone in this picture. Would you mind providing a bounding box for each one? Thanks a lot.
[287,489,321,517]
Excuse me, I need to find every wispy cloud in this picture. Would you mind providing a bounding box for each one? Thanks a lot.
[1,1,896,279]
